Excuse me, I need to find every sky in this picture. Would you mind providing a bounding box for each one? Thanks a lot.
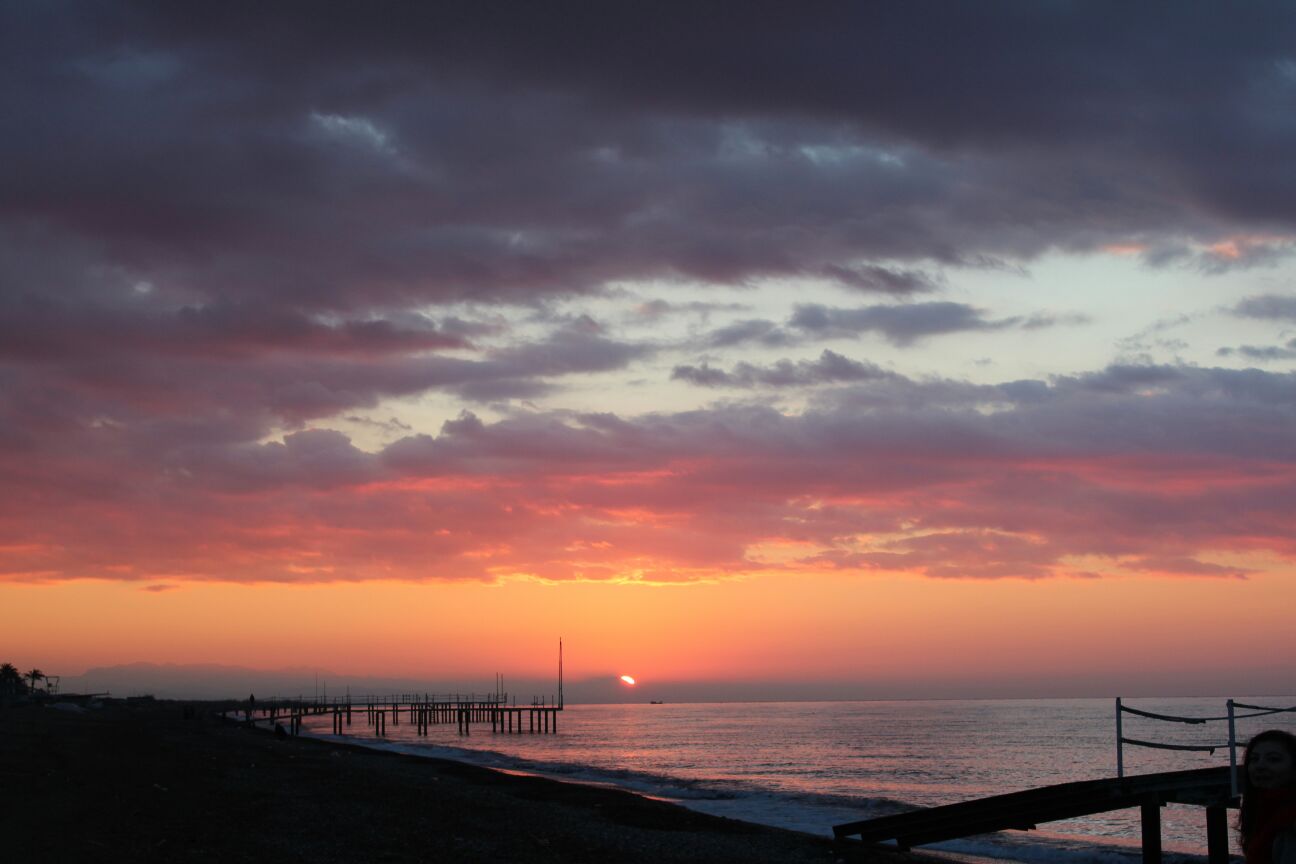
[2,2,1295,701]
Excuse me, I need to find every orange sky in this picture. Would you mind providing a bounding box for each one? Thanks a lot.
[5,563,1291,698]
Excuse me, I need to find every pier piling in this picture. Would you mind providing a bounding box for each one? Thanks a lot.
[244,690,562,740]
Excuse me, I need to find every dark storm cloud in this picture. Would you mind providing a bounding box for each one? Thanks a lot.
[343,415,413,434]
[486,320,652,378]
[702,319,796,349]
[1021,312,1091,331]
[632,299,749,323]
[0,297,466,362]
[672,350,894,388]
[790,302,1018,345]
[0,298,652,451]
[1217,340,1296,362]
[174,428,380,493]
[5,1,1296,320]
[451,320,655,400]
[821,264,942,295]
[1213,290,1296,366]
[1232,294,1296,322]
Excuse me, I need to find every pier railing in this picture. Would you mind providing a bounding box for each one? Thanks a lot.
[233,691,564,738]
[1116,697,1296,794]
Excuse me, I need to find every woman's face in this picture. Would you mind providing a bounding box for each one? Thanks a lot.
[1248,740,1295,789]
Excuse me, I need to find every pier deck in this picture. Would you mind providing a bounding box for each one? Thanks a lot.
[241,694,563,737]
[833,766,1235,864]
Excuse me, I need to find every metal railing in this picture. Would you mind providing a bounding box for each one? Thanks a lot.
[1116,697,1296,795]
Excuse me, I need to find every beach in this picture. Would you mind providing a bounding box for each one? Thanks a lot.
[0,700,933,863]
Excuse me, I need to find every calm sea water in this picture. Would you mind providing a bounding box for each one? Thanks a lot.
[301,696,1296,863]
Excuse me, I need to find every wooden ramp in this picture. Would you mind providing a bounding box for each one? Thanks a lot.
[833,766,1235,864]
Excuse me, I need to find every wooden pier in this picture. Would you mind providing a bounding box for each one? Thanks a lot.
[241,693,563,739]
[833,766,1235,864]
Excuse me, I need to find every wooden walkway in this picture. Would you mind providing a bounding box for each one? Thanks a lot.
[833,766,1235,864]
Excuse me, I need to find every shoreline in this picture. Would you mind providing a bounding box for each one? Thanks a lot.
[295,732,1227,864]
[285,707,1232,864]
[0,699,936,863]
[295,727,1023,864]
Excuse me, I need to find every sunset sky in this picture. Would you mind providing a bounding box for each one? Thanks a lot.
[3,3,1294,700]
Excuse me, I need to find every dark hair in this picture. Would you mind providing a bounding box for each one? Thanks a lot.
[1238,729,1296,846]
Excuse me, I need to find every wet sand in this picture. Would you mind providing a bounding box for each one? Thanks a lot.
[0,699,937,863]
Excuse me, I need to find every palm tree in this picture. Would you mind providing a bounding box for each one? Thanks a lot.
[25,668,44,694]
[0,663,24,697]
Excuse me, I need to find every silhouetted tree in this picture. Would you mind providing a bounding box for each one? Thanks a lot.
[0,663,25,698]
[25,668,44,694]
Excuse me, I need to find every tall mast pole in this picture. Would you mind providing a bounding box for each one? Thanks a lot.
[558,637,564,709]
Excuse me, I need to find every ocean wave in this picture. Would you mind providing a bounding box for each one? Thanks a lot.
[310,728,912,814]
[396,736,917,814]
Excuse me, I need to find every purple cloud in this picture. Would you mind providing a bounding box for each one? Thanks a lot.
[672,350,894,388]
[790,302,1017,345]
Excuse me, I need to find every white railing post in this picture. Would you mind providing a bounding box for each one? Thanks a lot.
[1227,699,1239,798]
[1116,697,1124,778]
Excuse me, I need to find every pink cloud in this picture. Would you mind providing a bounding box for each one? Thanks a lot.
[1,363,1294,584]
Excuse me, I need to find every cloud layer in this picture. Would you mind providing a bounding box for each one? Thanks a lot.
[7,2,1296,316]
[2,4,1296,587]
[4,361,1293,584]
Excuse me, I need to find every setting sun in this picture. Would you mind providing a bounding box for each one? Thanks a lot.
[619,675,636,686]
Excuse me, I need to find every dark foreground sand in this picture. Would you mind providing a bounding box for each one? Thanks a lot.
[0,700,936,863]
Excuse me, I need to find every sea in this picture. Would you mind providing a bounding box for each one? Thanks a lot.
[299,696,1296,863]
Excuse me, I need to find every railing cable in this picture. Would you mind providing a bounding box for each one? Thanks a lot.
[1115,697,1295,782]
[1118,704,1210,724]
[1230,702,1296,717]
[1119,736,1219,753]
[1117,701,1296,723]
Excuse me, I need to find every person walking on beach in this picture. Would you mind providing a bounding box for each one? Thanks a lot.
[1239,730,1296,864]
